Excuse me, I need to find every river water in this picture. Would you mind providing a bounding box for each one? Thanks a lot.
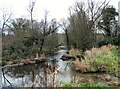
[0,50,119,87]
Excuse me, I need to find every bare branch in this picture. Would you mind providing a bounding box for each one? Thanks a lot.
[27,0,36,31]
[1,12,12,32]
[87,0,111,22]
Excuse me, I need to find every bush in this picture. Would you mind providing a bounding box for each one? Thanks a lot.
[97,39,109,47]
[2,60,7,66]
[111,36,120,45]
[89,46,119,76]
[69,45,119,76]
[97,36,120,47]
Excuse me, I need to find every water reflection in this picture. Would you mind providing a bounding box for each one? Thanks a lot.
[1,50,70,87]
[1,50,116,88]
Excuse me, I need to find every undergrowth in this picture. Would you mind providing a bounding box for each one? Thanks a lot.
[70,45,119,77]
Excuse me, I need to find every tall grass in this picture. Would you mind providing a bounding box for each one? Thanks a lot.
[89,45,119,76]
[70,45,119,76]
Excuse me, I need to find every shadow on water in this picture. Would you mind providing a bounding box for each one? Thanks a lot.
[1,50,119,88]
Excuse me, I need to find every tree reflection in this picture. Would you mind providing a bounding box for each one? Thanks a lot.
[2,68,12,87]
[2,59,59,87]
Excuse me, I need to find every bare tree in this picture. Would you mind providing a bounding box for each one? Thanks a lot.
[39,12,59,52]
[27,0,36,31]
[68,0,110,51]
[0,9,12,64]
[59,19,70,49]
[87,0,110,31]
[27,1,59,53]
[0,9,12,33]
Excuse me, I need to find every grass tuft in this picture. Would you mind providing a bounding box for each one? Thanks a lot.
[70,45,119,76]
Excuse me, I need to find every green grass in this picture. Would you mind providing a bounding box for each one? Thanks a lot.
[79,82,107,88]
[111,47,120,67]
[90,47,119,76]
[63,82,73,87]
[62,82,107,88]
[69,45,119,76]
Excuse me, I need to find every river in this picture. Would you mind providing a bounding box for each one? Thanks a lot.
[0,50,119,88]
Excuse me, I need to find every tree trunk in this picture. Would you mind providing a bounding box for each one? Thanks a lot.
[106,29,111,36]
[40,38,45,52]
[65,29,70,49]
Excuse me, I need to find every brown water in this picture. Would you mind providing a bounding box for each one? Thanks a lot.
[0,50,119,88]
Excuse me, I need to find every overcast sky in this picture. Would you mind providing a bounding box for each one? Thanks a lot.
[0,0,119,21]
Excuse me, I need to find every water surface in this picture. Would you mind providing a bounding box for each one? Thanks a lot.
[1,50,118,87]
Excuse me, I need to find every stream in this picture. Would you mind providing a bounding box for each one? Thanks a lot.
[0,50,119,88]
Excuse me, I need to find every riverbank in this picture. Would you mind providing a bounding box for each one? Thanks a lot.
[62,45,120,78]
[1,50,59,67]
[1,48,120,87]
[58,45,120,87]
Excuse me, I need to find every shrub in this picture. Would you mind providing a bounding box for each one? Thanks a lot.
[97,36,120,47]
[2,60,7,66]
[69,48,82,56]
[111,36,120,45]
[97,39,109,47]
[71,45,119,76]
[89,45,119,76]
[72,60,90,72]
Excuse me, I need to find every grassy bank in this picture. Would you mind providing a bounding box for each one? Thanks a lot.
[61,82,107,88]
[69,45,120,77]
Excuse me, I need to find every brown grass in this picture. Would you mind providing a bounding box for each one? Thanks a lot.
[85,44,117,58]
[70,45,118,73]
[69,48,82,56]
[72,60,90,72]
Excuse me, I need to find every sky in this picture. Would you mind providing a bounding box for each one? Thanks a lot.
[0,0,120,22]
